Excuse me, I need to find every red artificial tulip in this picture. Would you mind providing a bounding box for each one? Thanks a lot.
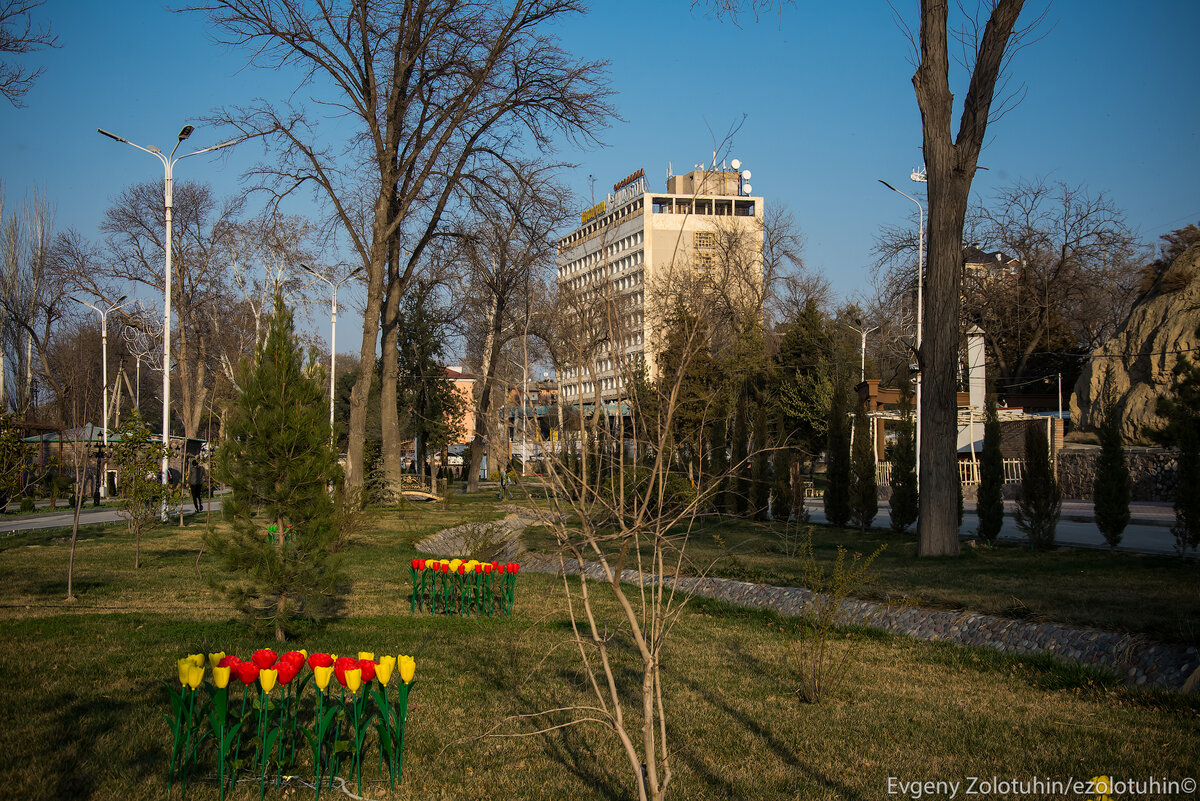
[457,564,465,575]
[308,652,334,670]
[474,563,483,573]
[483,563,492,574]
[334,655,358,686]
[235,661,260,685]
[281,650,306,670]
[491,561,499,571]
[217,654,242,669]
[358,658,377,682]
[251,649,278,670]
[509,563,519,574]
[276,660,301,685]
[411,558,425,570]
[497,564,506,575]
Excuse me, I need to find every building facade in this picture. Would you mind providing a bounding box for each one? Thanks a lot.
[556,166,764,405]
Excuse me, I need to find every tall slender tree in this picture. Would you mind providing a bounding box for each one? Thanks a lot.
[1093,381,1130,550]
[1013,422,1060,550]
[207,297,343,641]
[849,400,877,531]
[823,381,851,528]
[976,396,1004,544]
[1151,350,1200,553]
[888,376,918,533]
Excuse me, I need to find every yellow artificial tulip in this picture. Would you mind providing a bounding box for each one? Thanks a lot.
[345,667,362,693]
[259,668,278,693]
[357,651,374,662]
[314,664,334,691]
[449,558,462,572]
[298,649,308,659]
[376,655,395,686]
[187,664,204,690]
[213,665,231,689]
[398,655,415,684]
[187,653,205,668]
[177,658,192,686]
[208,651,226,670]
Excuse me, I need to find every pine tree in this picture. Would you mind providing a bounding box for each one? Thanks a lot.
[1013,422,1061,550]
[731,388,749,516]
[206,297,344,641]
[849,400,877,531]
[751,400,771,520]
[1151,351,1200,553]
[888,376,918,533]
[772,412,793,522]
[1093,390,1131,550]
[823,381,851,527]
[976,396,1004,544]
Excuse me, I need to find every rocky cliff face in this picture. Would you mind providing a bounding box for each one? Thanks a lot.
[1071,244,1200,441]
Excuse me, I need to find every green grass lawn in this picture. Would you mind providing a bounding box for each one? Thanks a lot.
[0,492,1196,801]
[521,511,1200,645]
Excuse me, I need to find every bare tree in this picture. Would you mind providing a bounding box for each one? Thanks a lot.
[84,181,244,438]
[457,164,572,491]
[192,0,613,498]
[0,0,57,107]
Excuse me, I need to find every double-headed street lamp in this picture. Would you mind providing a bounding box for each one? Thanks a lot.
[73,294,131,503]
[844,317,879,385]
[880,174,926,491]
[98,125,237,519]
[303,266,360,444]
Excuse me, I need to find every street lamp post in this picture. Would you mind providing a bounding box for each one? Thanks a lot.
[880,177,926,491]
[98,125,237,520]
[304,267,359,444]
[844,318,879,385]
[75,295,131,504]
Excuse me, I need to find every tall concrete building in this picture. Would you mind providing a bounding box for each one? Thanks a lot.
[556,165,764,406]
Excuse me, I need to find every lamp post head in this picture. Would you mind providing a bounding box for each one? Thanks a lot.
[178,125,195,141]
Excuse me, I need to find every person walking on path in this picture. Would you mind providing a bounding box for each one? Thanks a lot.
[188,458,206,512]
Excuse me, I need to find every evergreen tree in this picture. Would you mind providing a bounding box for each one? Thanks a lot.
[1093,388,1131,550]
[976,396,1004,544]
[751,399,771,519]
[823,381,851,527]
[397,282,464,476]
[731,388,749,516]
[1013,422,1061,550]
[207,297,344,641]
[772,412,793,522]
[707,415,729,514]
[775,299,833,462]
[1151,351,1200,553]
[849,400,877,531]
[888,377,918,533]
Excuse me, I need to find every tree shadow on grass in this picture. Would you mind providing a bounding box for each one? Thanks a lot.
[669,639,871,801]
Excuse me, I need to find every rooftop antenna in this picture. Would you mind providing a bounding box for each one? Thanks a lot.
[667,161,673,180]
[587,174,596,205]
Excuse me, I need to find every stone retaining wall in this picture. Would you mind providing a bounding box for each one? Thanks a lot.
[1057,449,1179,501]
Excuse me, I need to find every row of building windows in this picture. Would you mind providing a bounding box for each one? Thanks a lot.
[557,198,645,249]
[650,197,757,217]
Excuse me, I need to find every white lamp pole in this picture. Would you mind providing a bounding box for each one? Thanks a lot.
[305,267,358,443]
[98,125,237,519]
[74,295,131,499]
[880,178,926,491]
[844,318,879,385]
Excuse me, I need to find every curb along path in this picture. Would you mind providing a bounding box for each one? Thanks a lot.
[418,507,1199,693]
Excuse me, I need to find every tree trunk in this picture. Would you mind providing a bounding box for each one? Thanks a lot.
[345,216,390,495]
[379,242,405,498]
[913,0,1024,556]
[466,293,503,492]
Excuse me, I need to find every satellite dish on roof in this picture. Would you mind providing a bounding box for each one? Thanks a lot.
[742,183,753,194]
[730,158,741,170]
[741,169,752,181]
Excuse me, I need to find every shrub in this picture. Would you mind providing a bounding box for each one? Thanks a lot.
[976,396,1004,544]
[1014,422,1061,550]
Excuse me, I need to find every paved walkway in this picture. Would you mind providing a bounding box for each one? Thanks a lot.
[802,498,1183,555]
[0,496,225,532]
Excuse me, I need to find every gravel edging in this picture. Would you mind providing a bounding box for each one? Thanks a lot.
[416,510,1200,693]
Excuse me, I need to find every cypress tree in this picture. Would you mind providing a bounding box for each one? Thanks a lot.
[1093,395,1131,550]
[976,396,1004,544]
[772,411,793,523]
[206,297,344,641]
[888,376,918,533]
[731,388,749,516]
[751,400,771,520]
[1013,422,1061,550]
[823,381,851,527]
[708,415,729,514]
[849,400,877,531]
[1151,351,1200,553]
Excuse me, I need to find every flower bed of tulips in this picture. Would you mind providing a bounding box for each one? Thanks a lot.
[410,558,520,617]
[165,648,415,800]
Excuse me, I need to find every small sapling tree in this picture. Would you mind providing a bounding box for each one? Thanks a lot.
[1093,382,1130,550]
[976,397,1004,545]
[207,297,344,641]
[849,400,877,531]
[110,410,167,570]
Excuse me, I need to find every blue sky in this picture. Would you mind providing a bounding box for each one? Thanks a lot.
[2,1,1197,346]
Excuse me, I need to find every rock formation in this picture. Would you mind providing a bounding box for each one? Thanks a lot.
[1071,245,1200,441]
